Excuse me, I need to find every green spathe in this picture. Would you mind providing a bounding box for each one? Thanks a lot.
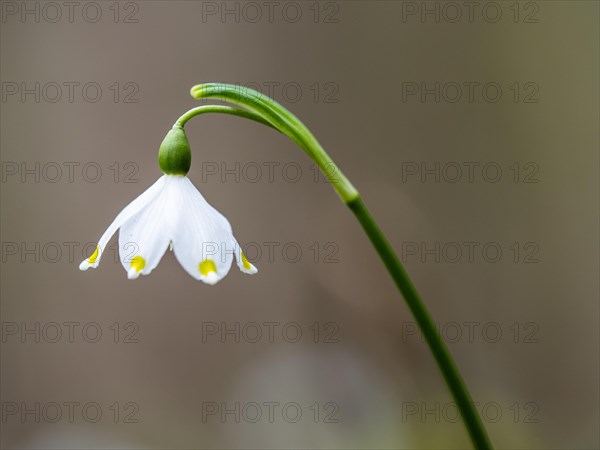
[158,125,192,175]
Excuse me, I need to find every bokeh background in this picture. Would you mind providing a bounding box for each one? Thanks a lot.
[1,1,598,449]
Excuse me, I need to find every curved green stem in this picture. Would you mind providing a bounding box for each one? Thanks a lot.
[190,83,359,203]
[180,83,493,449]
[175,105,277,130]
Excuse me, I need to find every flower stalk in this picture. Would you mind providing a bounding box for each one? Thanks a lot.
[180,83,493,449]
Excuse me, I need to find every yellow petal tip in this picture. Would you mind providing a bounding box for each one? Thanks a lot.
[129,255,146,277]
[199,259,217,276]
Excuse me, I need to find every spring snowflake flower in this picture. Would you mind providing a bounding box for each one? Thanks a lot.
[79,126,257,284]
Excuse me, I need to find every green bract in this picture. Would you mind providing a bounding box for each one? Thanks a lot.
[158,125,191,175]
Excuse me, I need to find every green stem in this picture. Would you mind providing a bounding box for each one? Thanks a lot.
[347,197,492,449]
[175,105,277,130]
[190,83,359,203]
[180,83,493,449]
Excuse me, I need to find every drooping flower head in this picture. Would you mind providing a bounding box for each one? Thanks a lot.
[79,125,257,284]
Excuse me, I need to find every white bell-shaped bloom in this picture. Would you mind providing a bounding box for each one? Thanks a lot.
[79,175,257,284]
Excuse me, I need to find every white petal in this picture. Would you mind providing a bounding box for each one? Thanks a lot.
[171,177,239,284]
[118,177,177,279]
[79,176,167,271]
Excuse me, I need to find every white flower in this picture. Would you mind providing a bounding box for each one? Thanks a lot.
[79,175,257,284]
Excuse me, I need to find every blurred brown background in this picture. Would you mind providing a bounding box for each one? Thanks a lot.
[1,1,598,449]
